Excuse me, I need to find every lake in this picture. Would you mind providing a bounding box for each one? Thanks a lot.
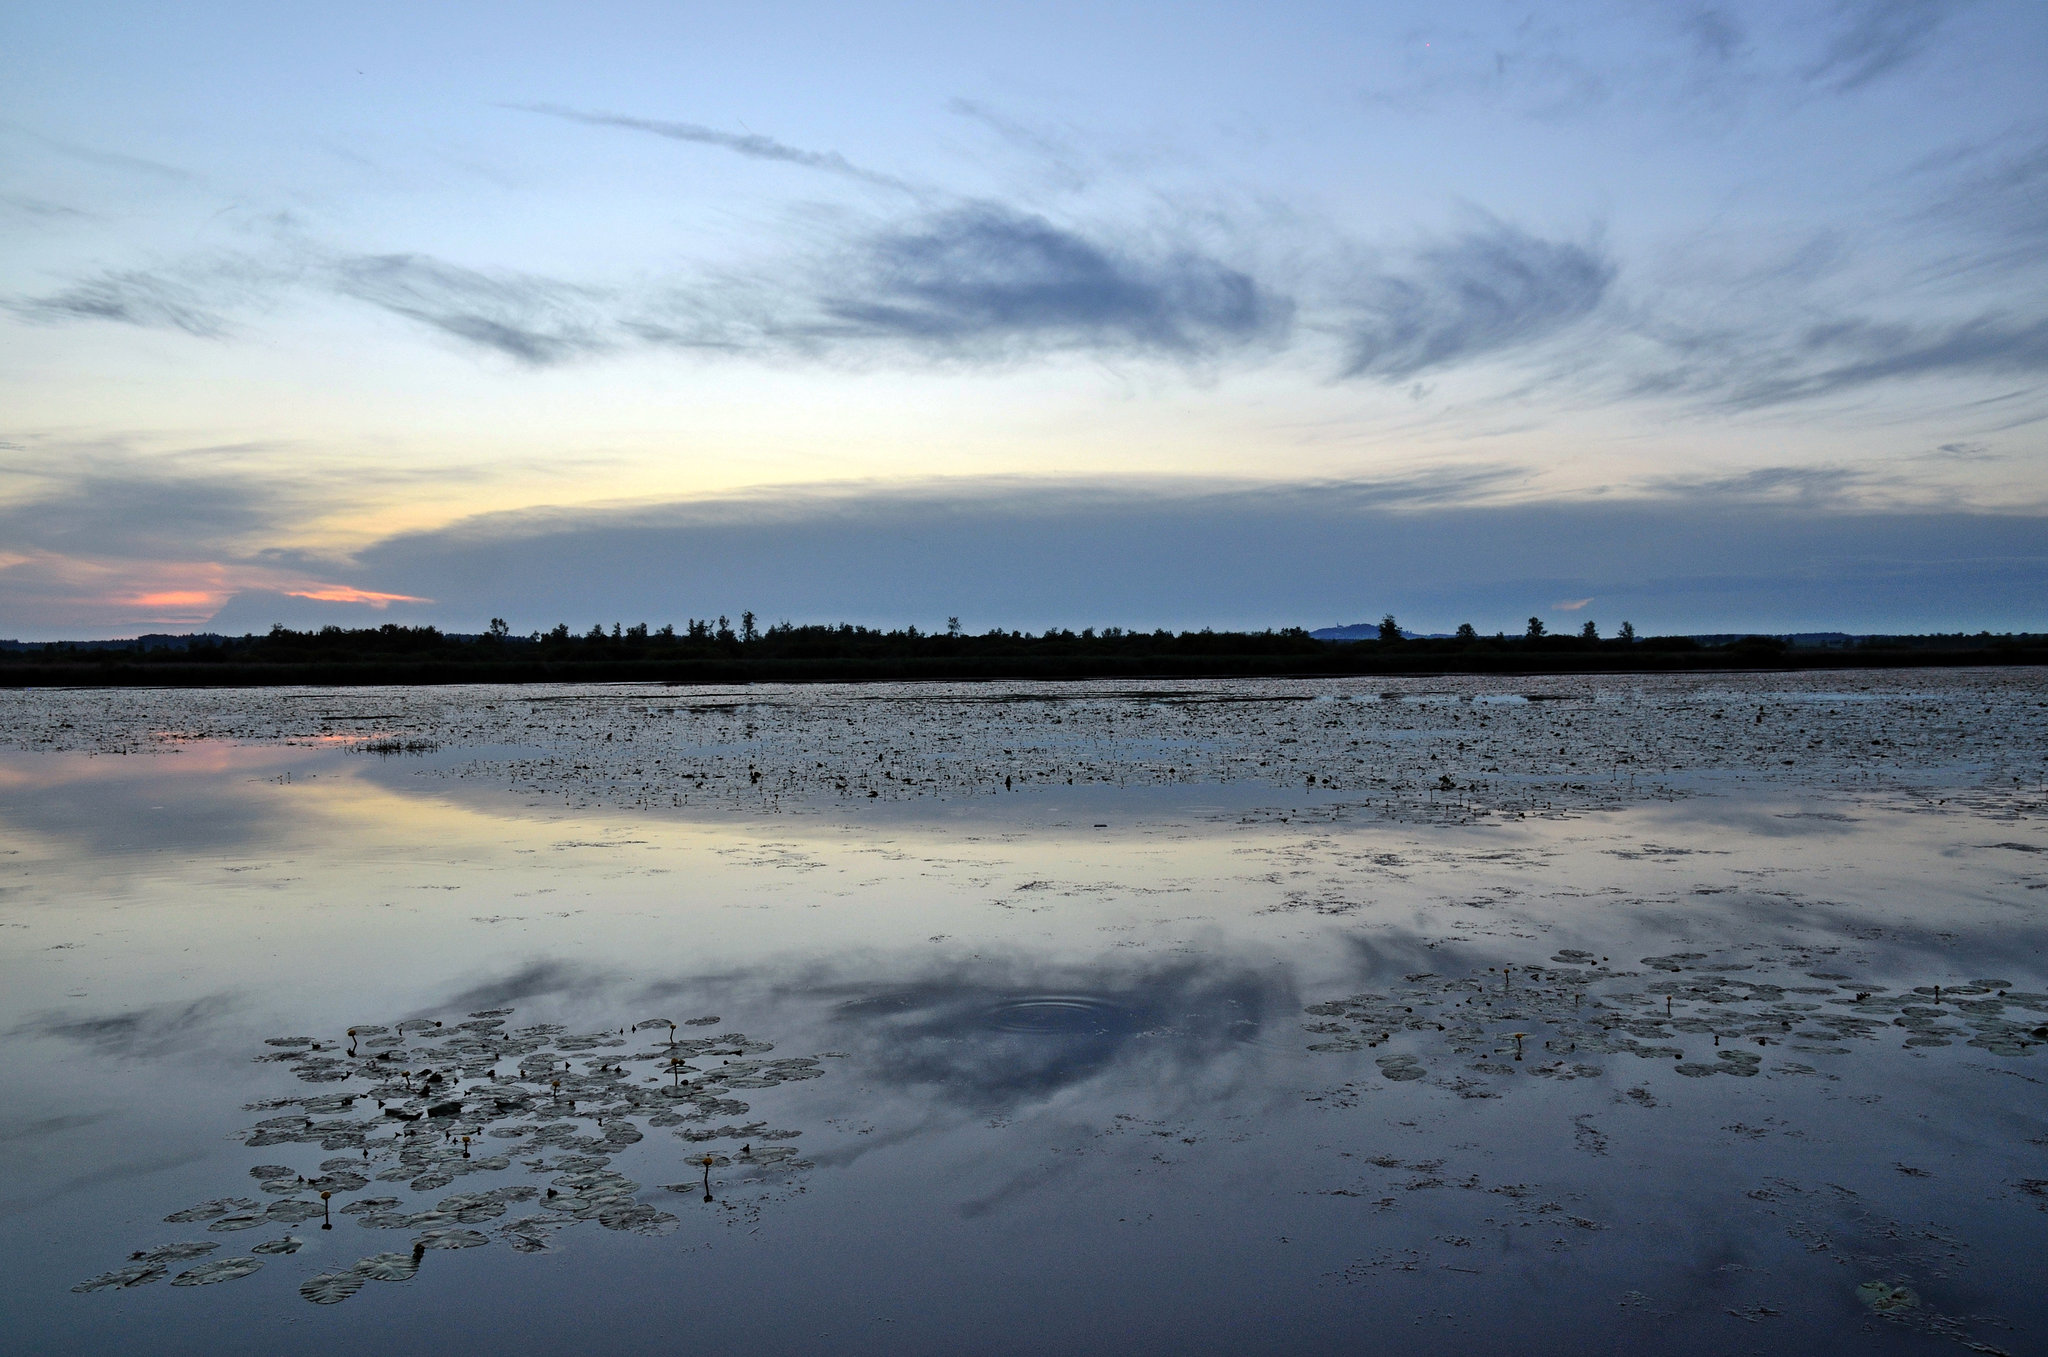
[3,672,2044,1355]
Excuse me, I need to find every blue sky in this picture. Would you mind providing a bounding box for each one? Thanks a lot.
[2,1,2044,637]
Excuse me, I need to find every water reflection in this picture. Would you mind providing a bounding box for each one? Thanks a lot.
[2,679,2045,1356]
[829,962,1288,1111]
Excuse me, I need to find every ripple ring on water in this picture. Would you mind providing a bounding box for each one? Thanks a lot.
[983,996,1133,1036]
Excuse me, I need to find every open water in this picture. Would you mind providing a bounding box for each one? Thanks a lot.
[2,672,2044,1355]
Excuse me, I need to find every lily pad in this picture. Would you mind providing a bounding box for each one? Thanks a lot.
[414,1227,488,1250]
[353,1251,420,1281]
[72,1264,166,1292]
[207,1213,268,1232]
[1375,1054,1425,1081]
[169,1257,262,1287]
[129,1242,217,1265]
[299,1271,364,1305]
[264,1199,324,1223]
[165,1197,254,1224]
[251,1236,304,1255]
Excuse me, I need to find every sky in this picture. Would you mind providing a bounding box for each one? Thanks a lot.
[1,0,2045,639]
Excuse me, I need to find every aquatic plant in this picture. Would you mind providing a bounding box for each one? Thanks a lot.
[74,1003,825,1304]
[1303,949,2044,1091]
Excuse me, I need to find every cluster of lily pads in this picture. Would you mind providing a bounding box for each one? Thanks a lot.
[12,671,2046,824]
[73,1007,828,1302]
[1305,946,2047,1089]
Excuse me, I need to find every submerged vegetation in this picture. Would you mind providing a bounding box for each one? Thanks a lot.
[2,618,2044,687]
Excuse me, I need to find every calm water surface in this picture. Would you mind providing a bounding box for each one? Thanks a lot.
[2,675,2044,1355]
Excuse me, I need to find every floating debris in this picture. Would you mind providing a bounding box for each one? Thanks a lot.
[1856,1280,1920,1314]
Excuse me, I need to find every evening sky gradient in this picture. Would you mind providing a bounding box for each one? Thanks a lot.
[2,1,2044,637]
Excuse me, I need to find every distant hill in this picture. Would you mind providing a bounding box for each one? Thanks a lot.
[1310,623,1440,641]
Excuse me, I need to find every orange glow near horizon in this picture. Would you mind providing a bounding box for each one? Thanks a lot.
[283,586,433,607]
[129,590,225,609]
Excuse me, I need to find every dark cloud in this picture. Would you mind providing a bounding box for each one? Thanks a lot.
[799,204,1287,358]
[1341,220,1612,379]
[343,475,2048,636]
[1638,464,1869,504]
[509,103,915,192]
[202,589,433,634]
[0,454,307,559]
[331,253,612,365]
[1805,0,1959,92]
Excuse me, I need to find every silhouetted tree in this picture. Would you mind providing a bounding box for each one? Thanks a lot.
[1618,621,1636,643]
[947,616,961,637]
[1526,616,1546,639]
[1580,620,1598,641]
[487,617,510,639]
[741,611,758,643]
[1378,614,1402,642]
[1455,622,1478,641]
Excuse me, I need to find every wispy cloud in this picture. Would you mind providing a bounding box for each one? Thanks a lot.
[1340,219,1613,379]
[10,205,1283,368]
[0,192,90,221]
[13,267,236,337]
[1638,464,1874,505]
[1725,313,2048,407]
[800,204,1287,359]
[508,102,917,192]
[1680,7,1746,64]
[1804,0,1962,92]
[5,125,193,181]
[333,253,613,365]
